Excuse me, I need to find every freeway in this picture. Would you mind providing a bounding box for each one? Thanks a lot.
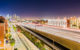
[22,24,80,43]
[20,26,60,50]
[19,23,80,50]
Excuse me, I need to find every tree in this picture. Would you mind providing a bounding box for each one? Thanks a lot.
[10,38,15,46]
[14,48,18,50]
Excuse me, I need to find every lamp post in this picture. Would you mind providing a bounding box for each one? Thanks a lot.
[35,25,36,30]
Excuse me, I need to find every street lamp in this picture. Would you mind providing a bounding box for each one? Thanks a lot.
[35,25,36,30]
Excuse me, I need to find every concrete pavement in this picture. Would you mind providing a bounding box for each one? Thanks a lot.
[20,23,80,50]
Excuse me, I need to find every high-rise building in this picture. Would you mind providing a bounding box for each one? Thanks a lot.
[0,16,8,49]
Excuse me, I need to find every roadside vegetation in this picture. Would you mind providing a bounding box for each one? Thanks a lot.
[5,27,16,50]
[17,26,52,50]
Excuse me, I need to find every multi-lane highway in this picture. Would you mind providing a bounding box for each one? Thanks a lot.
[22,24,80,43]
[20,23,80,50]
[20,25,60,50]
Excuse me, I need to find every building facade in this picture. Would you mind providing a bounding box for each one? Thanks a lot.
[0,23,5,49]
[47,18,69,28]
[69,17,80,29]
[0,16,8,49]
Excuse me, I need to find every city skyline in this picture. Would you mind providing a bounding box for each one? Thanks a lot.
[0,0,80,50]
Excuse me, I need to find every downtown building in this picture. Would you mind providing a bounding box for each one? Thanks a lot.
[47,17,70,28]
[0,16,8,49]
[69,16,80,29]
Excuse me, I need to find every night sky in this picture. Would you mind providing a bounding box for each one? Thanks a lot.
[0,0,80,17]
